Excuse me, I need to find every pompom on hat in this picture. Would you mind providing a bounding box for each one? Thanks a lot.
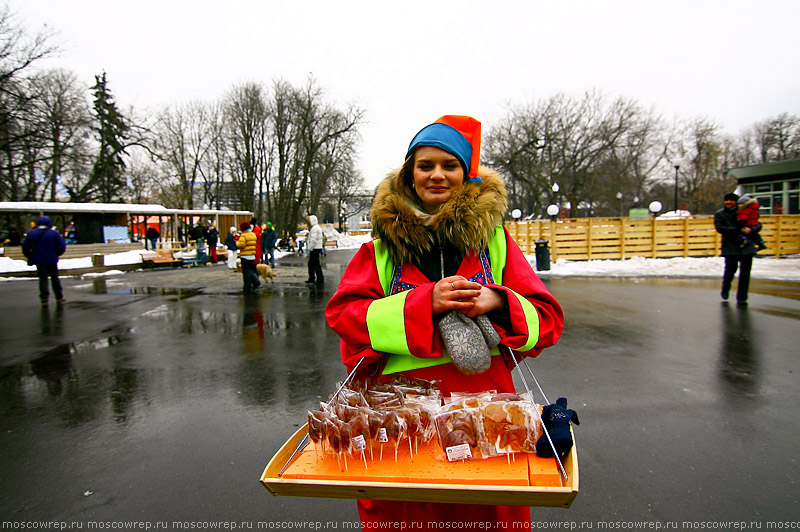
[406,115,483,183]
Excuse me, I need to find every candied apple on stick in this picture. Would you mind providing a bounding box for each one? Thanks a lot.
[368,410,389,461]
[384,411,407,461]
[344,412,370,468]
[326,418,350,471]
[307,410,330,460]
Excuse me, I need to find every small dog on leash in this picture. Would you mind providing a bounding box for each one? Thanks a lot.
[256,263,276,283]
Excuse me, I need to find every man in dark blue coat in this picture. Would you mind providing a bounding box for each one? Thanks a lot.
[714,193,760,307]
[261,222,277,268]
[22,216,67,306]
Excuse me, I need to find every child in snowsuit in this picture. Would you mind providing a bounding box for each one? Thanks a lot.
[736,195,767,250]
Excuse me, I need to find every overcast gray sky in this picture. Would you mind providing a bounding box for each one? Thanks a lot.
[17,0,800,188]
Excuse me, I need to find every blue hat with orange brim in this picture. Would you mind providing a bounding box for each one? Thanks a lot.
[406,115,482,183]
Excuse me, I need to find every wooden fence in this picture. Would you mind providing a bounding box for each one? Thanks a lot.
[505,214,800,261]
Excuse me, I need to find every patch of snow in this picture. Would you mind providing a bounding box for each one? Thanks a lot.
[2,235,799,282]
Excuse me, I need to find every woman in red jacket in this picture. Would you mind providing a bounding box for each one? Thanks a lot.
[325,116,564,530]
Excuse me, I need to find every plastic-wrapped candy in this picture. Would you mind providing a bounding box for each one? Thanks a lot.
[367,409,389,460]
[333,402,363,423]
[307,410,332,459]
[434,408,482,461]
[324,418,349,470]
[331,387,368,409]
[479,400,540,457]
[343,411,370,468]
[445,392,492,410]
[383,410,408,461]
[405,396,442,445]
[364,390,404,409]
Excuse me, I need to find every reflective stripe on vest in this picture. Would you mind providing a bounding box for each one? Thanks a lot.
[370,225,535,375]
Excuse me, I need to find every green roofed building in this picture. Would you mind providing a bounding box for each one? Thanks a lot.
[727,158,800,215]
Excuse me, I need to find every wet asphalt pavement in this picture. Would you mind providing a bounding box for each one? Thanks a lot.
[1,251,799,530]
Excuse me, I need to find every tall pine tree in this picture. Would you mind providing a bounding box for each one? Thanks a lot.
[86,71,128,202]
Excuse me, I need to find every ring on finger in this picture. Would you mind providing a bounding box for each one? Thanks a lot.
[451,282,456,290]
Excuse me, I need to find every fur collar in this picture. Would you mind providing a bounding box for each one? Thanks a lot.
[369,166,508,265]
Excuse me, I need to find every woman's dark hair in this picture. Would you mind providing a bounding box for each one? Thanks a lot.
[399,153,416,192]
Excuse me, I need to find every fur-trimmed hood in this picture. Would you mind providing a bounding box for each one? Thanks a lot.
[369,166,508,265]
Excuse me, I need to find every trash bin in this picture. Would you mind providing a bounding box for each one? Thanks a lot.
[534,240,550,271]
[91,253,104,267]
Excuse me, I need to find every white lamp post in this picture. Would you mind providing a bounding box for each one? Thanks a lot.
[511,208,522,221]
[546,204,560,220]
[649,200,663,219]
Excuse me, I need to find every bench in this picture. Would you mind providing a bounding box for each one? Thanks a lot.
[324,240,338,249]
[141,250,183,268]
[3,242,143,261]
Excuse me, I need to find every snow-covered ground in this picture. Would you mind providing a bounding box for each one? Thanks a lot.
[2,231,799,281]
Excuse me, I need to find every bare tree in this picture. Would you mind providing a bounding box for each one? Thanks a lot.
[153,100,217,209]
[0,3,55,201]
[196,100,226,209]
[671,117,738,214]
[264,79,298,232]
[223,82,269,214]
[125,147,161,204]
[290,77,364,229]
[29,68,92,201]
[486,91,667,218]
[748,113,800,163]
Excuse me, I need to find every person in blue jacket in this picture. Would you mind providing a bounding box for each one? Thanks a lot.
[22,216,67,306]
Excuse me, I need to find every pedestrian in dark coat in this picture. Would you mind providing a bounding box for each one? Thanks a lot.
[22,216,67,306]
[207,222,219,264]
[261,222,277,268]
[145,227,160,250]
[714,192,760,307]
[225,226,238,270]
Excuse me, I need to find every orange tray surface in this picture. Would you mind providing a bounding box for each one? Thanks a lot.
[261,424,578,508]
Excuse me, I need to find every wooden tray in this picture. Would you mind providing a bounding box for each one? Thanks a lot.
[260,424,579,508]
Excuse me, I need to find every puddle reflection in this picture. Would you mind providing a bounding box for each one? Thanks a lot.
[718,305,761,398]
[0,290,345,430]
[91,278,202,299]
[30,345,72,396]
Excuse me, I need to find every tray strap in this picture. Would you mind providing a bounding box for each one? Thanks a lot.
[501,345,568,481]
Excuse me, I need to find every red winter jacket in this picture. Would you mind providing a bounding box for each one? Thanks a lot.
[737,199,760,227]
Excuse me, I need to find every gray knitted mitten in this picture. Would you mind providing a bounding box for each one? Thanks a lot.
[438,311,498,374]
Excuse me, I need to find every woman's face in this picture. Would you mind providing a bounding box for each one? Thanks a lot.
[412,146,465,212]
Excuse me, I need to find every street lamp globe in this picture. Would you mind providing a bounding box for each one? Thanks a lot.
[649,200,663,217]
[552,183,560,193]
[511,208,522,220]
[546,204,560,217]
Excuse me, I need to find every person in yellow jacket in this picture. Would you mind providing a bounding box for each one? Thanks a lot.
[236,221,260,294]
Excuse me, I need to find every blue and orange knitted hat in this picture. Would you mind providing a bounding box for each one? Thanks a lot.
[406,115,483,183]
